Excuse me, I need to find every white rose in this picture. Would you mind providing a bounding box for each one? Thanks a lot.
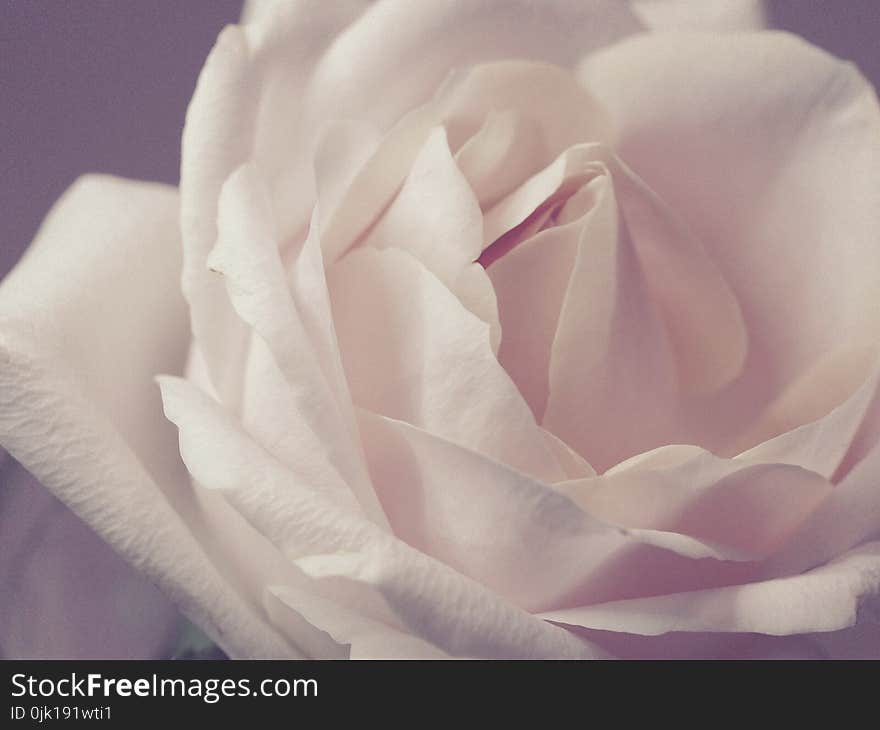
[2,0,879,659]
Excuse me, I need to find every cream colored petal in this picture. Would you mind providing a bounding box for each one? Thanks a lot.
[322,60,616,262]
[0,176,294,659]
[291,547,604,659]
[629,0,765,32]
[559,449,832,558]
[361,127,482,289]
[180,4,367,404]
[329,247,567,482]
[159,376,601,659]
[207,164,379,519]
[581,32,880,456]
[358,411,769,616]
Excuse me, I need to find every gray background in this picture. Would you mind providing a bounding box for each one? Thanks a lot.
[0,0,878,657]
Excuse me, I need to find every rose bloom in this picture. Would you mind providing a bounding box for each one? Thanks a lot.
[2,0,879,660]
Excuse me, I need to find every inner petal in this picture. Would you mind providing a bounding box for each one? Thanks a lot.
[579,32,880,464]
[486,176,605,418]
[320,60,612,263]
[542,167,682,471]
[482,144,749,470]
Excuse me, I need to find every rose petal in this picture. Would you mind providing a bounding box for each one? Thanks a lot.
[314,120,382,235]
[486,144,746,455]
[233,0,371,235]
[762,429,880,581]
[290,547,604,659]
[265,585,448,659]
[581,32,880,456]
[357,126,501,346]
[607,155,748,397]
[453,263,502,355]
[358,410,768,616]
[486,196,584,418]
[539,152,747,470]
[318,103,442,263]
[304,0,639,136]
[288,215,359,439]
[180,26,258,408]
[158,376,601,658]
[557,447,832,557]
[540,540,880,636]
[180,3,367,402]
[736,363,880,478]
[207,164,380,519]
[629,0,765,32]
[362,126,482,282]
[0,176,188,491]
[0,176,293,659]
[159,374,377,658]
[454,109,543,209]
[328,247,567,482]
[483,151,611,418]
[442,60,615,202]
[322,60,615,262]
[541,430,597,481]
[748,362,880,583]
[159,377,371,553]
[186,1,640,400]
[577,630,827,660]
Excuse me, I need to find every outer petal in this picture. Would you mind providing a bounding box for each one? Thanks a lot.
[0,176,294,659]
[265,585,449,659]
[629,0,765,32]
[313,120,383,235]
[736,364,880,479]
[0,177,188,493]
[207,164,380,521]
[303,0,641,135]
[734,380,880,610]
[159,376,602,659]
[761,437,880,583]
[287,545,603,659]
[180,3,368,403]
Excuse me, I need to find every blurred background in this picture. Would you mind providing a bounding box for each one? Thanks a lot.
[0,0,878,657]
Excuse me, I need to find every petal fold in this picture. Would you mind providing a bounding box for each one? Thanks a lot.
[541,541,880,636]
[581,32,880,456]
[329,247,566,481]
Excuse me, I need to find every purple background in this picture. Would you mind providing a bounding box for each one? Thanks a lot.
[0,0,242,277]
[0,1,878,657]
